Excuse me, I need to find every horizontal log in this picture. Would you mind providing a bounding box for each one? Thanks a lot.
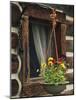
[11,73,22,98]
[24,4,66,23]
[11,79,19,96]
[38,3,63,13]
[11,3,21,27]
[66,57,74,68]
[66,40,73,52]
[11,54,19,73]
[11,33,18,49]
[66,69,74,83]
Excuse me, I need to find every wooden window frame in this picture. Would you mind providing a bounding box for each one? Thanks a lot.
[21,8,66,93]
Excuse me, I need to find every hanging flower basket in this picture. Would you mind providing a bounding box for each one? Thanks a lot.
[40,55,69,94]
[42,83,66,94]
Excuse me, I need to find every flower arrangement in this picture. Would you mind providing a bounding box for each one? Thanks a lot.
[41,55,68,85]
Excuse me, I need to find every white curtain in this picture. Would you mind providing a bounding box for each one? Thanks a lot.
[32,23,47,64]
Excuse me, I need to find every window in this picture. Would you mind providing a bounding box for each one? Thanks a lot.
[29,18,56,78]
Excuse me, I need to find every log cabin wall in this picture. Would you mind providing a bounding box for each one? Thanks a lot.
[23,4,66,22]
[23,3,66,56]
[65,18,74,83]
[11,2,23,98]
[21,3,66,78]
[66,20,74,68]
[20,3,68,96]
[11,2,74,97]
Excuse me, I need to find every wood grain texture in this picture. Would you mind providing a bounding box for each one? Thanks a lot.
[11,33,18,49]
[21,15,30,85]
[66,40,73,52]
[55,22,62,57]
[11,3,21,27]
[66,57,74,68]
[21,82,73,97]
[61,24,67,55]
[11,79,19,96]
[24,4,66,23]
[11,54,19,73]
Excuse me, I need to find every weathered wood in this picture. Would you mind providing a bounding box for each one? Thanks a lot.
[24,4,66,23]
[55,22,62,57]
[66,40,73,52]
[61,24,67,55]
[66,57,73,68]
[11,33,18,49]
[21,15,30,84]
[21,82,51,97]
[21,82,73,97]
[11,79,19,96]
[66,69,73,83]
[11,54,19,73]
[11,3,21,27]
[11,3,22,97]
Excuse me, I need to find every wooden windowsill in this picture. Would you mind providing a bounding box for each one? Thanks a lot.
[30,76,43,80]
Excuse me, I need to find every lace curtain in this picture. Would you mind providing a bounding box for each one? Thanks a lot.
[32,22,53,65]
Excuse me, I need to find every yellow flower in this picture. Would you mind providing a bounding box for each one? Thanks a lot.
[48,57,54,61]
[41,63,47,68]
[60,63,66,69]
[48,61,53,66]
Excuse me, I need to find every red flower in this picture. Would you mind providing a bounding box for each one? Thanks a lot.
[58,57,62,61]
[52,59,56,63]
